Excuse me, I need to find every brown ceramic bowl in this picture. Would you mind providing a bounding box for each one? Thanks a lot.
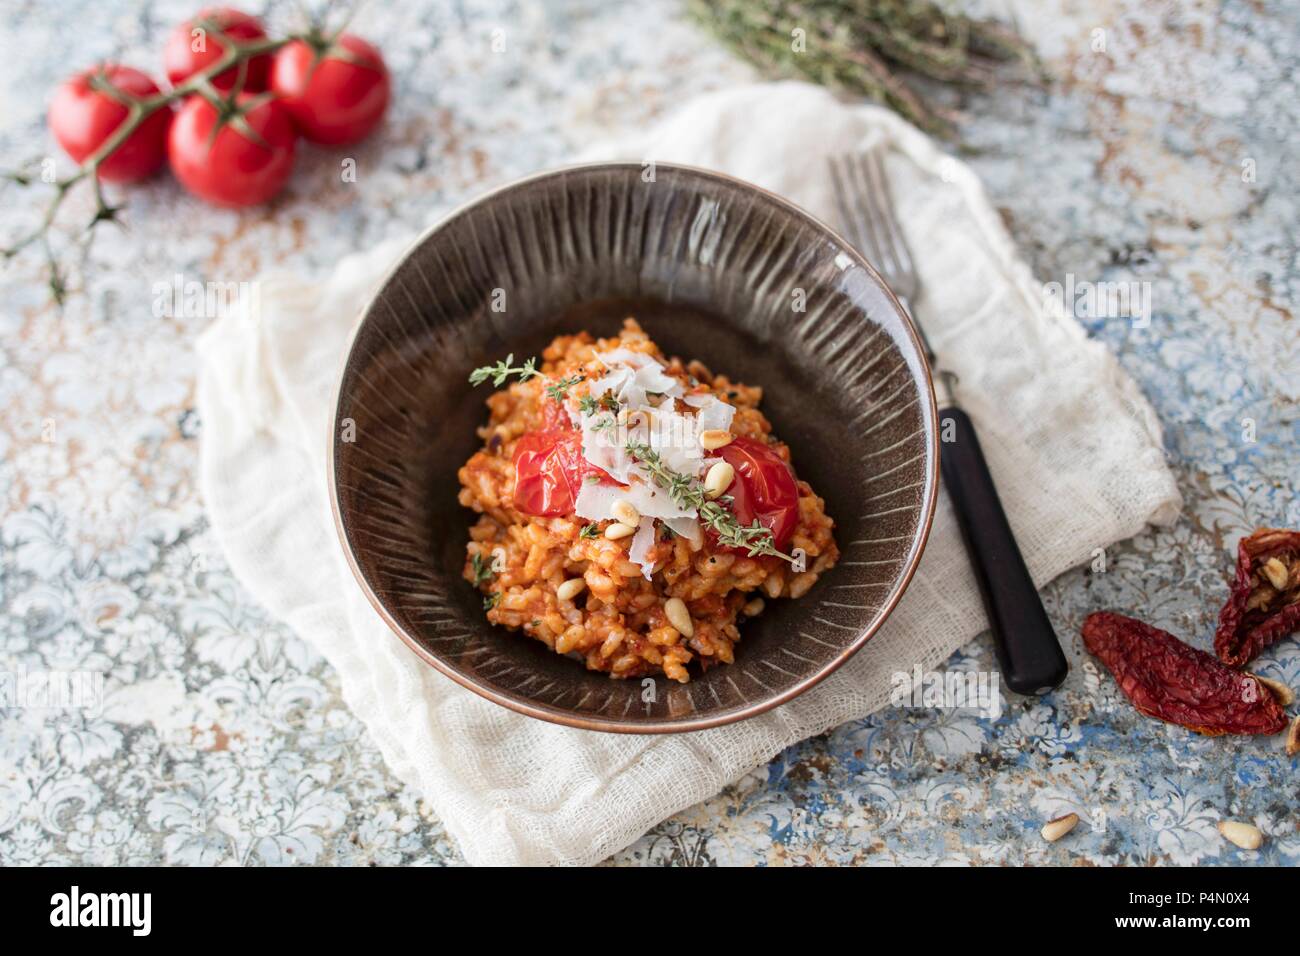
[329,162,938,733]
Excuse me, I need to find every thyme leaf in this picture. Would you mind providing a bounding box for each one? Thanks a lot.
[545,374,586,403]
[469,353,539,388]
[470,552,495,585]
[578,391,619,416]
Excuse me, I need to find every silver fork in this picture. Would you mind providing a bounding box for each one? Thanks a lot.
[829,151,1068,696]
[828,153,954,405]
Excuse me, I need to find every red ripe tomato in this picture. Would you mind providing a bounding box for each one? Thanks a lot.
[168,94,296,207]
[539,395,575,432]
[164,7,271,92]
[512,430,617,517]
[270,35,389,146]
[48,66,171,183]
[714,437,800,553]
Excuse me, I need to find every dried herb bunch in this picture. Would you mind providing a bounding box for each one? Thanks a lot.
[687,0,1037,137]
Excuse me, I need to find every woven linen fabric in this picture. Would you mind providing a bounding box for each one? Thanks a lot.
[196,82,1181,866]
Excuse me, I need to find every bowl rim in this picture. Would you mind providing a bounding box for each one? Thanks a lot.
[327,160,939,734]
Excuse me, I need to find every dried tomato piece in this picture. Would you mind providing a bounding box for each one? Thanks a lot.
[1083,612,1287,736]
[1214,528,1300,667]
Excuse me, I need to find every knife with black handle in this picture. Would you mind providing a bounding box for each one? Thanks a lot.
[936,392,1069,695]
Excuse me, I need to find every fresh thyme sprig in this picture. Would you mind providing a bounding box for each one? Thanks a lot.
[576,390,622,434]
[625,441,795,563]
[545,374,586,403]
[469,354,539,387]
[483,592,501,611]
[469,552,495,585]
[686,0,1038,139]
[579,523,601,539]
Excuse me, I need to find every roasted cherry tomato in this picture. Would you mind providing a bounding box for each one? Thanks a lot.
[49,65,172,183]
[164,7,272,92]
[270,34,390,146]
[539,396,574,432]
[512,429,616,517]
[167,93,296,207]
[715,436,800,553]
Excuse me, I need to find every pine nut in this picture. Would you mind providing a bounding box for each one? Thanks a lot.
[699,429,733,450]
[1218,820,1263,850]
[742,597,765,617]
[1263,557,1289,591]
[604,522,636,540]
[611,499,641,527]
[618,408,650,430]
[663,597,694,638]
[1251,674,1294,706]
[556,578,586,602]
[1040,813,1079,843]
[704,461,735,499]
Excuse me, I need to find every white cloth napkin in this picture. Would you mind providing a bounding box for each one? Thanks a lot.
[197,82,1181,866]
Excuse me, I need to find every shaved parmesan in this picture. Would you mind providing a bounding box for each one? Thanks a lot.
[588,366,635,406]
[666,516,703,548]
[628,517,658,579]
[647,404,704,473]
[632,362,683,398]
[571,348,739,554]
[596,347,654,369]
[574,477,694,522]
[692,394,735,434]
[581,418,632,483]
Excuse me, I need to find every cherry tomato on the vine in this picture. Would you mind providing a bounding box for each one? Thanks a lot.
[168,94,296,207]
[713,437,800,554]
[164,7,272,93]
[270,34,390,146]
[49,65,172,183]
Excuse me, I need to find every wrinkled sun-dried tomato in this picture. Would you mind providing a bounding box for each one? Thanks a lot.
[1083,611,1287,736]
[1214,528,1300,668]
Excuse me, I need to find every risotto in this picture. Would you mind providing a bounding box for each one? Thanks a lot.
[457,319,838,683]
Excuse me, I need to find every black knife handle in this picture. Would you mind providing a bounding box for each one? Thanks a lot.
[938,407,1068,695]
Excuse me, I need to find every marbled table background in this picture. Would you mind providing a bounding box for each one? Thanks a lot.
[1,0,1295,865]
